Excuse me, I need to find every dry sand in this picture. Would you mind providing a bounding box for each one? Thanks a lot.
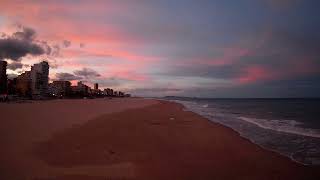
[1,98,319,179]
[0,98,157,179]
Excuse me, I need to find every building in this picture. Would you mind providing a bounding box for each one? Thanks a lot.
[7,78,17,95]
[70,81,90,96]
[30,61,49,96]
[104,88,114,96]
[94,83,98,90]
[16,71,32,96]
[118,91,125,97]
[77,81,89,93]
[49,81,71,97]
[0,60,8,94]
[113,91,118,97]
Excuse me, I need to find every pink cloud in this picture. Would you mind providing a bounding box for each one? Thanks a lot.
[113,71,149,81]
[237,65,272,84]
[236,56,319,85]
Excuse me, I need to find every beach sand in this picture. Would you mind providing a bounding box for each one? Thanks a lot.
[1,98,319,179]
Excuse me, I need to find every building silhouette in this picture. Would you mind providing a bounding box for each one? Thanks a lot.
[0,60,8,94]
[70,81,90,96]
[104,88,114,96]
[13,61,49,97]
[30,61,49,96]
[49,81,71,97]
[16,71,32,96]
[0,60,129,99]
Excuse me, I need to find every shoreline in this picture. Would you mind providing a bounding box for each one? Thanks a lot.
[167,99,320,166]
[1,98,319,179]
[168,100,309,166]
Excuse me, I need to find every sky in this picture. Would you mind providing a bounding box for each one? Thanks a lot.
[0,0,319,97]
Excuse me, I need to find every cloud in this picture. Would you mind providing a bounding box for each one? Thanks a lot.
[62,40,71,48]
[7,61,23,70]
[0,38,45,61]
[0,26,47,61]
[50,44,61,57]
[55,72,82,81]
[95,78,122,87]
[7,73,18,79]
[55,68,101,82]
[13,26,36,41]
[73,67,101,79]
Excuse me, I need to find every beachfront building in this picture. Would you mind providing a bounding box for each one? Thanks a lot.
[113,91,118,97]
[70,81,90,97]
[15,71,32,96]
[0,60,8,94]
[94,83,98,90]
[77,81,89,94]
[104,88,114,96]
[49,81,71,97]
[118,91,125,97]
[7,78,17,95]
[91,83,99,96]
[30,61,49,96]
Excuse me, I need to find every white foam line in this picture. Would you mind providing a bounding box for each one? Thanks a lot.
[166,99,317,166]
[238,117,320,138]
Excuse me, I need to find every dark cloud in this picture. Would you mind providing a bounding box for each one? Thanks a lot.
[190,75,320,98]
[13,27,36,41]
[55,72,82,81]
[159,28,320,85]
[0,26,47,61]
[7,61,23,70]
[62,40,71,48]
[95,78,121,87]
[0,38,45,61]
[0,26,64,61]
[39,40,52,55]
[55,68,101,82]
[74,68,101,79]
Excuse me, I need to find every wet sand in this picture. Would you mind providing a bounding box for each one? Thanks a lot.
[1,98,319,179]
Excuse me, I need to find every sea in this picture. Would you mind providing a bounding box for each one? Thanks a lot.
[162,97,320,165]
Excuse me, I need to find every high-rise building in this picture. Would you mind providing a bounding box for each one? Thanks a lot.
[49,81,71,97]
[94,83,98,90]
[0,60,8,94]
[75,81,89,95]
[104,88,114,96]
[30,61,49,96]
[16,71,32,96]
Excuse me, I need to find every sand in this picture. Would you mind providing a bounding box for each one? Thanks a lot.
[0,98,157,179]
[1,98,319,179]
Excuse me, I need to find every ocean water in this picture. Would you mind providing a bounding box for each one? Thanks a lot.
[163,97,320,165]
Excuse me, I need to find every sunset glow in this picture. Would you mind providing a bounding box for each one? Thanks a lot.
[1,0,319,97]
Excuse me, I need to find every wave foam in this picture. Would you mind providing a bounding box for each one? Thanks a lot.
[238,116,320,138]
